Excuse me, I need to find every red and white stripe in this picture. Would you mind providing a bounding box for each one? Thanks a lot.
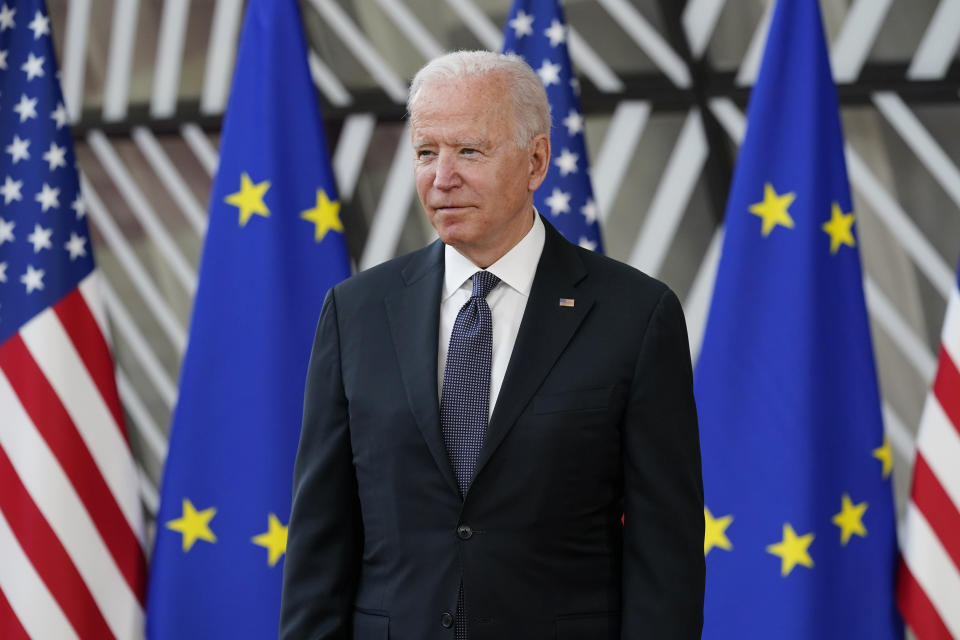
[898,277,960,639]
[0,272,146,640]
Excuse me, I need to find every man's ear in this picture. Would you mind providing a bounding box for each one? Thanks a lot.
[527,133,551,192]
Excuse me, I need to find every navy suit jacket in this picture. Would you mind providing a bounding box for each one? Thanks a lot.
[280,219,704,639]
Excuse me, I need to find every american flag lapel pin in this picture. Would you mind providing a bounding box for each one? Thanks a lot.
[558,298,575,308]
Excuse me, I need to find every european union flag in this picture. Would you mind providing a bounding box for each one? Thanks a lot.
[695,0,903,637]
[146,0,350,637]
[502,0,603,252]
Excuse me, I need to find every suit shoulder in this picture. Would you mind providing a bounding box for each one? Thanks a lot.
[332,241,441,302]
[576,246,671,301]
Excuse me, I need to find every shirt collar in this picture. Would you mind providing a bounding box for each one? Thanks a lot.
[443,210,545,300]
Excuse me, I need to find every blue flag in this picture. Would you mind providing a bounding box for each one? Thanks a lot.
[695,0,903,637]
[146,0,350,636]
[502,0,603,252]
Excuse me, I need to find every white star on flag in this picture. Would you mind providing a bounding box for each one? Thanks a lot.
[509,10,534,37]
[28,9,49,39]
[35,182,60,211]
[65,232,88,260]
[51,102,68,128]
[537,59,561,86]
[578,237,597,251]
[0,48,8,70]
[0,262,7,283]
[72,194,87,218]
[544,19,566,46]
[13,93,37,121]
[0,176,22,203]
[563,109,583,136]
[20,264,45,293]
[581,199,598,224]
[42,141,66,170]
[544,187,571,215]
[0,217,14,244]
[27,223,52,252]
[554,148,579,176]
[6,134,30,163]
[21,51,44,80]
[0,3,15,31]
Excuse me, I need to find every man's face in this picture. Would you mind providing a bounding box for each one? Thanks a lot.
[410,73,549,267]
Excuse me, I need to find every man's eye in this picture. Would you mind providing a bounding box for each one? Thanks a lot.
[417,150,435,159]
[461,148,477,155]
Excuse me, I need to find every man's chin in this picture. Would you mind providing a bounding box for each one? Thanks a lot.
[431,218,473,245]
[436,230,468,248]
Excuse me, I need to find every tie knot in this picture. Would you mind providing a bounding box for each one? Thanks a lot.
[471,270,500,299]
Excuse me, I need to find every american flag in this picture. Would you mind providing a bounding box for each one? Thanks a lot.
[502,0,603,253]
[897,264,960,639]
[0,1,146,638]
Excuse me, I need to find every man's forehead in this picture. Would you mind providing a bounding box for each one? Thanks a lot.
[409,72,517,147]
[410,113,492,146]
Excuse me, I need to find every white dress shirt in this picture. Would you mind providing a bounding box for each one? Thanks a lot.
[438,212,546,417]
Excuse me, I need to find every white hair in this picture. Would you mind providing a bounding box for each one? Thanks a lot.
[407,50,551,148]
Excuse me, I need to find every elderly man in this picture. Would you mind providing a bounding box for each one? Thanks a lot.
[280,51,704,640]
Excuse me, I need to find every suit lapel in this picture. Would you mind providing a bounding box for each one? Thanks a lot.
[473,221,594,482]
[384,241,461,497]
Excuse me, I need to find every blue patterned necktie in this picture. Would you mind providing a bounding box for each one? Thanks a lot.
[441,270,501,496]
[441,270,499,640]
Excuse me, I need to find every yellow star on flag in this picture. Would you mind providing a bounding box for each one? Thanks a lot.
[300,188,343,242]
[749,182,795,237]
[166,498,217,552]
[704,507,734,556]
[873,436,893,479]
[832,493,868,545]
[252,513,288,567]
[225,172,271,226]
[822,202,856,254]
[766,523,814,577]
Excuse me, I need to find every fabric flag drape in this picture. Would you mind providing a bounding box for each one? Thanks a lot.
[501,0,603,252]
[897,261,960,638]
[0,0,147,638]
[145,0,351,637]
[694,0,903,637]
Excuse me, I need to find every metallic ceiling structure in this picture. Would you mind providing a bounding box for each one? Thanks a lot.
[41,0,960,542]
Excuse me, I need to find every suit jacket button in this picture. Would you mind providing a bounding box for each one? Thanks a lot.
[456,524,473,540]
[440,612,454,628]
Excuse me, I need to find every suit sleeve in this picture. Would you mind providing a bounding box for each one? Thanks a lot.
[280,287,362,639]
[621,287,705,638]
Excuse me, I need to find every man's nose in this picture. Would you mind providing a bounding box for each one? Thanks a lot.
[433,152,461,190]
